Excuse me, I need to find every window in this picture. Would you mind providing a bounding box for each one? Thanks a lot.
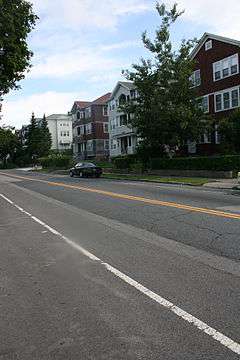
[214,87,240,112]
[86,123,92,134]
[77,112,80,120]
[213,54,239,81]
[85,107,91,118]
[80,125,84,135]
[128,136,132,147]
[190,70,201,87]
[232,89,239,107]
[104,123,109,133]
[202,96,209,113]
[223,92,230,109]
[86,140,93,151]
[104,140,109,150]
[130,89,138,99]
[205,40,212,51]
[111,139,117,150]
[120,114,127,126]
[215,125,221,144]
[77,127,80,135]
[200,131,211,144]
[103,105,108,116]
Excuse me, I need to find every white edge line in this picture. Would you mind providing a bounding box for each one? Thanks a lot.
[0,192,239,355]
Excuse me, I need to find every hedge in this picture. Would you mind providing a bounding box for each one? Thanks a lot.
[150,155,240,171]
[39,155,73,169]
[112,154,138,169]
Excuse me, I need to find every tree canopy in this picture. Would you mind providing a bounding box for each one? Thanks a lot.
[122,2,210,159]
[0,0,38,96]
[0,127,19,165]
[219,109,240,153]
[26,113,52,158]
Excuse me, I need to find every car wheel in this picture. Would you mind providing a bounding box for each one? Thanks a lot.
[69,170,74,177]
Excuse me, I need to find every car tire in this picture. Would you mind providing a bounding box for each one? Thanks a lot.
[69,171,74,177]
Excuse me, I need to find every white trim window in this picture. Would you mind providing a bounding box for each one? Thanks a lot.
[85,123,92,134]
[213,54,239,81]
[205,40,212,51]
[200,95,209,113]
[214,87,240,112]
[86,140,93,151]
[104,139,109,150]
[85,107,91,118]
[80,125,84,135]
[190,70,201,87]
[103,123,109,133]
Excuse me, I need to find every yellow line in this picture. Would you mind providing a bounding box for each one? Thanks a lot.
[1,171,240,220]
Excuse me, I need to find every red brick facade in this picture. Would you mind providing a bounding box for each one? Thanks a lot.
[72,93,111,160]
[191,33,240,154]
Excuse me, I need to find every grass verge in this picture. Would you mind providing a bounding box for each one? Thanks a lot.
[102,173,212,186]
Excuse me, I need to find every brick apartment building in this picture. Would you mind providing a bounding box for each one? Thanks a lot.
[190,32,240,155]
[71,93,111,160]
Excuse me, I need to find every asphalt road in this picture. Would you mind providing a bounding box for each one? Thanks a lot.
[0,170,239,359]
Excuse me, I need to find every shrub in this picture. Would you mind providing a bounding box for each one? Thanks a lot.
[150,155,240,171]
[0,162,16,169]
[39,154,73,169]
[112,154,138,170]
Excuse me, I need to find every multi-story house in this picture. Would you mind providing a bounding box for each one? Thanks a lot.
[46,114,73,151]
[190,33,240,155]
[72,93,111,160]
[108,81,138,158]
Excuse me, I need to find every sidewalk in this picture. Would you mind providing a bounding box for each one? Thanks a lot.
[203,178,239,190]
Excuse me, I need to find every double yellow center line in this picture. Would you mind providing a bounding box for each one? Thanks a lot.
[1,172,240,220]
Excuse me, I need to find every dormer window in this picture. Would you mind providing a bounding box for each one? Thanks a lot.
[205,40,212,51]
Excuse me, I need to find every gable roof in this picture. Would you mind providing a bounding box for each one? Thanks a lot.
[74,101,91,109]
[109,81,135,101]
[91,92,111,105]
[191,32,240,59]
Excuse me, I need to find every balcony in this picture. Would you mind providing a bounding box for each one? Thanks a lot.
[111,125,135,138]
[59,139,71,145]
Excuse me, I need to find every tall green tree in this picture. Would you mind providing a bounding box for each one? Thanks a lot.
[39,114,52,156]
[26,113,52,158]
[122,2,210,159]
[0,0,38,97]
[0,128,19,166]
[26,112,41,157]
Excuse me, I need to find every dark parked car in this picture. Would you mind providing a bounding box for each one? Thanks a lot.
[69,162,102,178]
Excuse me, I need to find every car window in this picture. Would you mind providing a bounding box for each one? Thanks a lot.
[85,163,96,167]
[75,163,83,167]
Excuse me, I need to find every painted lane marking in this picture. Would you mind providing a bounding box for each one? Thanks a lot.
[1,172,240,220]
[0,192,240,355]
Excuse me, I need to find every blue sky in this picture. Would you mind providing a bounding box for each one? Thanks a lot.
[2,0,240,128]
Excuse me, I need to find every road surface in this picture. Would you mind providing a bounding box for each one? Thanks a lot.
[0,170,239,359]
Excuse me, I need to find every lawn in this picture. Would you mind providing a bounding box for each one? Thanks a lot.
[102,173,212,186]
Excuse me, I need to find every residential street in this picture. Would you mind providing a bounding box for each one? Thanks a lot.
[0,170,240,359]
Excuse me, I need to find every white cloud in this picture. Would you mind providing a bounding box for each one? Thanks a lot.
[29,41,136,79]
[2,91,89,128]
[169,0,240,38]
[31,0,151,30]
